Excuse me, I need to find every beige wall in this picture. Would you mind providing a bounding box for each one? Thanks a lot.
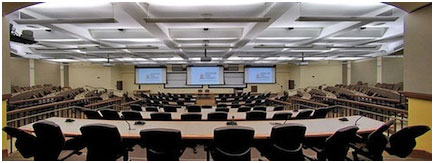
[351,58,377,85]
[35,60,60,86]
[2,17,11,94]
[299,61,343,88]
[382,57,404,83]
[404,5,432,94]
[10,57,30,87]
[68,63,116,89]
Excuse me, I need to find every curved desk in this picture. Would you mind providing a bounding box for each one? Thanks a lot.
[19,116,383,140]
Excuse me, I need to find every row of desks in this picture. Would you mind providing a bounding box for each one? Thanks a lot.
[20,116,383,139]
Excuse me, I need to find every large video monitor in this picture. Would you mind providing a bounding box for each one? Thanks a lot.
[244,67,276,83]
[135,67,167,84]
[187,66,224,85]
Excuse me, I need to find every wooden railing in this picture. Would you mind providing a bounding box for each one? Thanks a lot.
[8,95,65,110]
[84,97,123,110]
[288,97,329,110]
[340,94,405,108]
[266,98,292,110]
[6,97,100,128]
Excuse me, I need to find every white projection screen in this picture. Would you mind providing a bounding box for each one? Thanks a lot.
[135,67,167,84]
[244,67,276,83]
[187,66,224,85]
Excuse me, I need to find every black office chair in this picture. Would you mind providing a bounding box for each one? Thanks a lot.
[246,110,267,120]
[385,125,431,158]
[238,106,251,112]
[181,113,202,121]
[309,126,359,161]
[207,112,228,121]
[231,104,241,108]
[130,104,143,111]
[177,101,184,106]
[3,127,36,159]
[253,106,266,111]
[82,109,102,119]
[310,108,330,119]
[187,105,201,112]
[163,106,177,112]
[210,126,255,161]
[351,120,395,161]
[216,107,229,112]
[145,106,159,112]
[202,105,213,109]
[217,104,228,108]
[272,112,293,120]
[256,123,307,160]
[139,128,186,161]
[294,110,313,119]
[80,123,128,161]
[273,105,284,111]
[99,109,122,120]
[150,112,172,120]
[121,111,144,120]
[32,120,85,161]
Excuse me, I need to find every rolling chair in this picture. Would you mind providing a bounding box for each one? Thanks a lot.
[150,112,172,120]
[246,110,267,120]
[163,106,177,112]
[207,112,228,121]
[99,109,122,120]
[181,113,202,121]
[82,109,102,119]
[129,104,143,111]
[273,105,284,111]
[210,126,255,161]
[139,128,186,161]
[256,123,307,160]
[253,106,266,111]
[216,107,229,112]
[187,105,201,112]
[310,108,330,119]
[2,127,36,159]
[238,106,251,112]
[294,110,313,119]
[145,106,159,112]
[121,111,144,120]
[385,125,431,158]
[272,112,293,120]
[80,123,129,161]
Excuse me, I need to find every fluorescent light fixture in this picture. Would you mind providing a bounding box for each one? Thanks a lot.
[35,39,83,42]
[288,49,329,52]
[144,17,270,23]
[15,18,118,24]
[133,61,158,64]
[254,61,277,63]
[327,37,378,40]
[333,57,365,60]
[87,58,107,62]
[30,2,109,8]
[173,38,239,41]
[303,57,325,61]
[189,57,222,61]
[98,46,159,50]
[80,50,120,53]
[255,37,313,40]
[99,38,160,42]
[307,1,384,7]
[265,57,294,60]
[46,59,77,62]
[296,16,399,22]
[149,1,262,6]
[151,57,184,61]
[254,45,313,48]
[227,57,259,60]
[116,58,148,61]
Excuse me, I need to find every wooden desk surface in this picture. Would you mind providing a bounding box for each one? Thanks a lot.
[137,108,310,120]
[19,116,383,140]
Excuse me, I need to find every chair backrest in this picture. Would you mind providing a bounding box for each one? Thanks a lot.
[3,127,36,158]
[151,112,172,120]
[269,123,307,160]
[238,106,251,112]
[187,105,201,112]
[310,108,329,119]
[231,104,241,108]
[216,107,229,112]
[294,110,313,119]
[80,123,123,161]
[365,120,395,158]
[217,104,228,107]
[181,113,202,121]
[140,128,183,161]
[273,105,284,111]
[130,104,143,111]
[202,105,212,109]
[163,106,177,112]
[207,112,228,121]
[121,111,144,120]
[246,110,267,120]
[323,126,359,160]
[99,109,122,120]
[212,126,255,161]
[83,110,102,119]
[272,112,293,120]
[145,106,159,112]
[33,120,65,160]
[386,125,430,158]
[253,106,266,111]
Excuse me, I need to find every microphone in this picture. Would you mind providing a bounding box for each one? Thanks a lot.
[354,115,363,126]
[226,115,237,126]
[283,114,291,125]
[122,116,135,130]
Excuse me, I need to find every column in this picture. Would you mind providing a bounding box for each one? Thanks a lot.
[29,59,35,86]
[376,57,383,83]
